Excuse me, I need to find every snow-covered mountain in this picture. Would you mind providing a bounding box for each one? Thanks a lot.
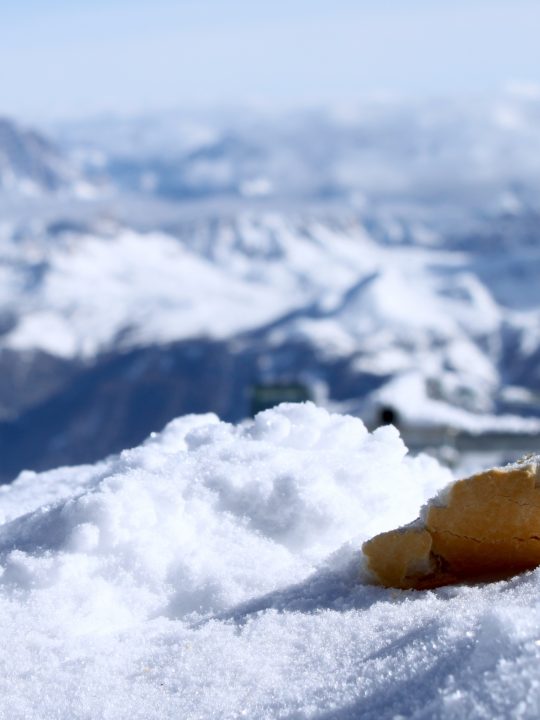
[5,92,540,719]
[0,117,89,196]
[53,88,540,206]
[2,92,540,478]
[1,202,540,479]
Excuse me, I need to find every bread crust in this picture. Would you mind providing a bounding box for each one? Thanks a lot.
[362,461,540,589]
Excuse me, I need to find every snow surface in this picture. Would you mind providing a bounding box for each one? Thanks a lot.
[3,402,540,719]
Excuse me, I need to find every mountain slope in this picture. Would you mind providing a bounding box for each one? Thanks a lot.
[0,207,539,478]
[0,116,92,196]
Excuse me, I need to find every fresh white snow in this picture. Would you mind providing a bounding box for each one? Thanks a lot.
[2,402,540,719]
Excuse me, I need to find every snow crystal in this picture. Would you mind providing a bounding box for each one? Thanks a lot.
[2,403,540,718]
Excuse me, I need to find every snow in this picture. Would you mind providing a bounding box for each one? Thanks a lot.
[0,219,375,359]
[2,226,312,357]
[4,94,540,716]
[2,196,540,437]
[7,311,78,358]
[0,208,500,358]
[3,402,540,718]
[373,372,540,434]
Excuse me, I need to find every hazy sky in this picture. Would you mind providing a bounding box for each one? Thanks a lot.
[2,0,540,120]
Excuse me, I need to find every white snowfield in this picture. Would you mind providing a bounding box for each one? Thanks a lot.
[2,402,540,719]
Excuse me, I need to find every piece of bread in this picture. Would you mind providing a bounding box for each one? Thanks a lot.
[362,456,540,589]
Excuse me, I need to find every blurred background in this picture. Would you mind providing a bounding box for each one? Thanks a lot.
[1,0,540,480]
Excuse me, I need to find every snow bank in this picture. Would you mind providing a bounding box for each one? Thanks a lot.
[3,404,540,718]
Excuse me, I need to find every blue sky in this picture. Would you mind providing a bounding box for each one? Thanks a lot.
[1,0,540,120]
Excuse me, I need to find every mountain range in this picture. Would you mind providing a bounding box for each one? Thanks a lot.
[2,91,540,479]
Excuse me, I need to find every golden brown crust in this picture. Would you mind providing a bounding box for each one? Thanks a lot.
[362,462,540,589]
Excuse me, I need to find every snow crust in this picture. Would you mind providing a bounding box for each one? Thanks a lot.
[3,402,540,718]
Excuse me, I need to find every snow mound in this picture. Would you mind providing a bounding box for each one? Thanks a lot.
[3,404,540,718]
[0,404,447,616]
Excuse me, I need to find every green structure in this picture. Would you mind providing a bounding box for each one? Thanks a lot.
[250,382,312,416]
